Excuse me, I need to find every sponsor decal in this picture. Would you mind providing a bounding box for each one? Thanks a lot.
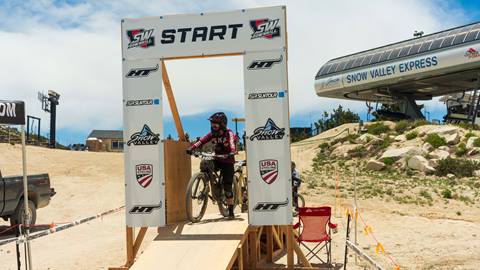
[0,100,25,125]
[136,164,153,188]
[127,124,160,146]
[127,29,155,49]
[465,47,480,58]
[129,202,162,214]
[253,198,288,211]
[250,18,280,39]
[250,118,285,141]
[125,65,159,78]
[259,159,278,184]
[160,24,243,44]
[247,56,282,70]
[126,99,160,106]
[324,78,340,88]
[248,91,285,100]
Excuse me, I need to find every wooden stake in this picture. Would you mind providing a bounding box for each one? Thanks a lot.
[248,230,257,268]
[286,225,294,269]
[266,226,273,263]
[133,227,148,256]
[125,227,134,267]
[161,60,186,141]
[292,240,311,267]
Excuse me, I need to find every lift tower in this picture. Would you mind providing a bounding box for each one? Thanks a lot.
[38,90,60,148]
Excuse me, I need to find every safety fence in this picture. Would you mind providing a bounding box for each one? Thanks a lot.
[0,205,124,246]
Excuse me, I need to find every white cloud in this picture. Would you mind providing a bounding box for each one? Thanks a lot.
[0,0,467,134]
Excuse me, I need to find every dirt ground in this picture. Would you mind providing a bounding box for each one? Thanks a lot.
[1,143,479,269]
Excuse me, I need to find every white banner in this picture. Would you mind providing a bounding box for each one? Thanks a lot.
[122,6,286,59]
[244,49,292,225]
[122,58,165,227]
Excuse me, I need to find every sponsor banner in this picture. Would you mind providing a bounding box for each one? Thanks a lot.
[121,6,286,60]
[123,58,165,227]
[244,49,292,225]
[0,100,25,125]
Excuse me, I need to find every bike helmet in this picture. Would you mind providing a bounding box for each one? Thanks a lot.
[208,112,228,129]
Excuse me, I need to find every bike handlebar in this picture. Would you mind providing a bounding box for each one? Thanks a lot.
[191,151,235,159]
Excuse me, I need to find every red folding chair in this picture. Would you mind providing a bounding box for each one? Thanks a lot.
[293,206,337,265]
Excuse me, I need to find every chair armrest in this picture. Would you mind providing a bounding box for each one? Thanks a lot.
[293,222,301,230]
[328,222,337,229]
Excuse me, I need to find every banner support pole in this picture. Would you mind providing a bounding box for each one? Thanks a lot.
[21,125,33,270]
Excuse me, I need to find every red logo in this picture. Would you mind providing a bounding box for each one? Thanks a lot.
[259,159,278,184]
[250,19,280,40]
[136,164,153,188]
[127,29,155,49]
[465,48,479,58]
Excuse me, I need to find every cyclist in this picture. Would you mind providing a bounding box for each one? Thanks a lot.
[291,161,302,211]
[187,112,237,219]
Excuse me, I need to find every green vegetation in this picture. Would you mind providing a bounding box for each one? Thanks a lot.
[394,120,410,134]
[411,119,430,128]
[382,157,395,166]
[424,133,447,148]
[441,188,453,199]
[406,131,418,140]
[367,122,389,135]
[455,143,468,157]
[465,131,476,139]
[314,105,360,132]
[435,157,480,177]
[474,138,480,147]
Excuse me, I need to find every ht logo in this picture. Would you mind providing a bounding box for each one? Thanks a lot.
[129,202,162,214]
[247,56,282,70]
[253,199,288,212]
[125,64,159,78]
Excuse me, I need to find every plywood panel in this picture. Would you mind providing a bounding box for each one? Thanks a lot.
[164,140,191,224]
[131,213,248,270]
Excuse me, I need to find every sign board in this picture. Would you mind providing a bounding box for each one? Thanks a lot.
[121,5,291,226]
[123,59,165,227]
[0,100,25,125]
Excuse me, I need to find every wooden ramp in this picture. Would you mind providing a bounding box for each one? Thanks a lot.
[130,213,249,270]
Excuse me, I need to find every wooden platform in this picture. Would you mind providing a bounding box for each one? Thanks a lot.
[130,213,249,270]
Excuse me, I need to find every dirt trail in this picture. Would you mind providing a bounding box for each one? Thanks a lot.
[0,143,479,269]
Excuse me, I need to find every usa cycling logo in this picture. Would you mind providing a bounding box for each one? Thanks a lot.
[250,18,280,39]
[127,29,155,49]
[136,164,153,188]
[259,159,278,184]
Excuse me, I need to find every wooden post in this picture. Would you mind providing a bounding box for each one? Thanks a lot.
[238,246,244,270]
[125,227,134,267]
[266,226,273,263]
[286,225,294,269]
[248,229,257,268]
[161,60,186,141]
[133,227,148,256]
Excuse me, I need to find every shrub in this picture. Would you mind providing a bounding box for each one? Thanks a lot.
[378,136,392,150]
[442,188,453,199]
[454,122,480,131]
[455,143,468,157]
[424,133,446,148]
[411,119,430,128]
[367,122,389,135]
[435,157,480,177]
[474,138,480,147]
[465,131,476,139]
[382,157,395,166]
[405,131,418,140]
[318,142,329,150]
[350,145,366,157]
[395,120,410,134]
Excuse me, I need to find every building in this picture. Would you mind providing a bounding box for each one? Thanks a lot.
[86,130,123,152]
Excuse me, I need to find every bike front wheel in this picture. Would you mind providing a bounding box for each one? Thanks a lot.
[186,172,209,223]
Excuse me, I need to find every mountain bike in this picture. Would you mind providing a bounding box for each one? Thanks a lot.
[185,151,240,223]
[234,159,248,212]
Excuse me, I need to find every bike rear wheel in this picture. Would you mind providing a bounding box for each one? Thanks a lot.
[186,172,209,223]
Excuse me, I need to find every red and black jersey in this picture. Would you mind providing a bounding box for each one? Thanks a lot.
[191,128,237,164]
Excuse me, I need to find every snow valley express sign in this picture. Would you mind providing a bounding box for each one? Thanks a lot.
[121,6,292,226]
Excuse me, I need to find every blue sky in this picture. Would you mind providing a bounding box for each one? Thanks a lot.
[1,0,479,145]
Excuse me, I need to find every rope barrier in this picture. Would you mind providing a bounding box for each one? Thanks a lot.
[0,205,125,246]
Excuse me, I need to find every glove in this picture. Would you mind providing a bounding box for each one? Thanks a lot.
[186,148,193,155]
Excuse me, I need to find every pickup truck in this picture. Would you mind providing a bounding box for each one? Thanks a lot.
[0,170,55,226]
